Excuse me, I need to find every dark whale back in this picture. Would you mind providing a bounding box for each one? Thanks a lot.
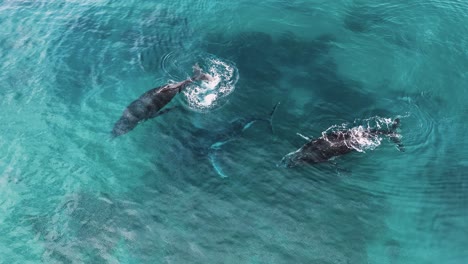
[111,65,212,138]
[300,137,354,164]
[279,118,402,167]
[111,82,187,137]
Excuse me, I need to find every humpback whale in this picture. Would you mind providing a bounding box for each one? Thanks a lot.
[209,102,280,149]
[111,65,211,137]
[184,102,280,178]
[209,102,280,177]
[279,118,403,168]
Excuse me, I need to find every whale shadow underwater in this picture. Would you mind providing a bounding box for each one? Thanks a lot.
[180,102,280,178]
[279,117,404,168]
[111,64,211,137]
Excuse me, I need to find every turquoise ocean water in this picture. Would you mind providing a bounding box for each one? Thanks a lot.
[1,0,467,263]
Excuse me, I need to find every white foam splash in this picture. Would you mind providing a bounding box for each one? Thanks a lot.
[323,117,397,153]
[202,73,221,90]
[201,94,217,106]
[344,126,382,153]
[183,57,238,111]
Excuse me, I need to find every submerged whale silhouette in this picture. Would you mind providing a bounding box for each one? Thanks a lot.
[279,118,403,168]
[111,64,210,137]
[209,103,280,178]
[184,102,280,178]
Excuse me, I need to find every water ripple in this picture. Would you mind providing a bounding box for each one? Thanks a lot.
[1,0,468,263]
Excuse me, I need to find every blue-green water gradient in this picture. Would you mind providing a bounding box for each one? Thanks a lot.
[1,0,467,263]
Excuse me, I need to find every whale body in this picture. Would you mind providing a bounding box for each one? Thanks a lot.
[112,65,210,137]
[279,118,403,168]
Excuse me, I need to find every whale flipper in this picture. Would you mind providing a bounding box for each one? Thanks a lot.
[296,133,313,141]
[210,139,234,150]
[208,150,228,178]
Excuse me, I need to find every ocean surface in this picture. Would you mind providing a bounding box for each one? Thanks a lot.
[1,0,467,263]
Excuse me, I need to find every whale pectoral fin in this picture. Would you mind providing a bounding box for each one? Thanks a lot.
[210,139,234,150]
[296,133,313,141]
[208,150,228,178]
[149,106,179,119]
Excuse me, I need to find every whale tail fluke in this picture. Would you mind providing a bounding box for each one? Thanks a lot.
[191,63,212,82]
[254,101,280,133]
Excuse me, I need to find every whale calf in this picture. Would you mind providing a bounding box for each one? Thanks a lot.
[279,118,403,168]
[209,102,280,150]
[182,102,280,178]
[112,65,210,137]
[209,103,279,177]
